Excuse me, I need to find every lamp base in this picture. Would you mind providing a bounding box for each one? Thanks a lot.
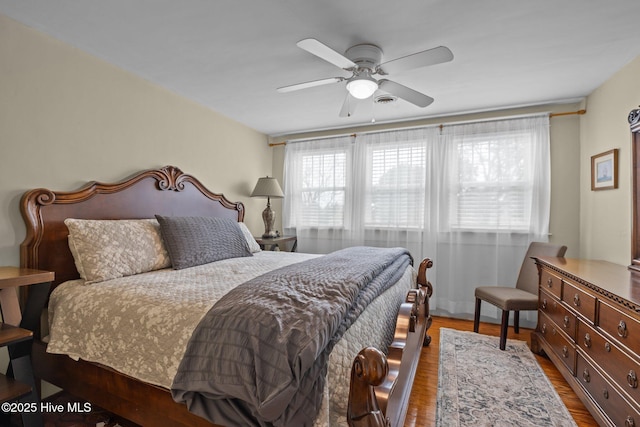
[261,201,277,239]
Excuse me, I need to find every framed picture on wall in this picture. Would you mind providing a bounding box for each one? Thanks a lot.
[591,148,618,190]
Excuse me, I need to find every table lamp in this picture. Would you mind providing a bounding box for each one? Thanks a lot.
[250,176,284,238]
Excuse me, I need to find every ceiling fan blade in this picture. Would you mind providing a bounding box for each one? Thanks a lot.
[277,77,343,93]
[297,38,356,70]
[379,80,434,108]
[378,46,453,75]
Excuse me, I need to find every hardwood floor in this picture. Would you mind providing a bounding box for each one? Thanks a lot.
[403,316,598,427]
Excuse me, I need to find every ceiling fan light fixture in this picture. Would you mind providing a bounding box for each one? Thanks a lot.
[346,75,378,99]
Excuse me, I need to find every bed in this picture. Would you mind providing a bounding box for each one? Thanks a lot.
[19,165,433,427]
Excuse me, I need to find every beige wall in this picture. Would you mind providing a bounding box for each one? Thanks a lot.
[579,56,640,265]
[0,14,272,269]
[272,102,584,258]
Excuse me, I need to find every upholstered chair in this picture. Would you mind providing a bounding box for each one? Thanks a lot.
[473,241,567,350]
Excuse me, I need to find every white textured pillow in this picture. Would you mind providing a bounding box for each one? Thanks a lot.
[65,218,171,284]
[238,222,262,253]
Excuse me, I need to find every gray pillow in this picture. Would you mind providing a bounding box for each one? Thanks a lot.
[155,215,252,270]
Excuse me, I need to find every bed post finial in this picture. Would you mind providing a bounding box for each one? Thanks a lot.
[347,347,391,427]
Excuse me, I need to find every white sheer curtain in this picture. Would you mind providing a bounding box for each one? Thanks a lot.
[283,114,550,325]
[283,135,357,253]
[433,115,551,325]
[354,127,441,256]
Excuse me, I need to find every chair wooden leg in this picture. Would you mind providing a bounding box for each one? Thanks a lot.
[514,311,520,333]
[499,310,509,350]
[473,298,481,333]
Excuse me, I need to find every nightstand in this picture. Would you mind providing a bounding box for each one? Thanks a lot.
[0,267,54,427]
[254,235,298,252]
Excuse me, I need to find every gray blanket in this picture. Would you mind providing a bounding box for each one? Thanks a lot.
[171,246,412,427]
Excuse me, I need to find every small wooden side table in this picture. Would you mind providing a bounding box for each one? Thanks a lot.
[0,267,53,427]
[254,235,298,252]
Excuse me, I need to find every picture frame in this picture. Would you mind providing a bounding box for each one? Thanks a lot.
[591,148,618,191]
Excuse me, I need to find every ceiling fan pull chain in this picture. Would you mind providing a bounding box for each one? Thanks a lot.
[371,99,376,123]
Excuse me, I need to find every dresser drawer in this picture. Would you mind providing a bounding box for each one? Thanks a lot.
[539,311,576,374]
[539,289,576,341]
[577,353,640,427]
[598,300,640,356]
[578,320,640,405]
[562,279,596,323]
[539,268,563,299]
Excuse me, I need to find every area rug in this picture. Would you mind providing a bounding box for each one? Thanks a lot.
[436,328,577,427]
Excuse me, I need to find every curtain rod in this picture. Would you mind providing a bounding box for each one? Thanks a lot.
[549,109,586,118]
[270,109,583,146]
[269,133,357,147]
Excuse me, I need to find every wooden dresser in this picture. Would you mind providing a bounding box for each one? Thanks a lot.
[532,257,640,427]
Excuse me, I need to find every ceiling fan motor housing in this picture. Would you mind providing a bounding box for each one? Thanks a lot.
[345,44,383,71]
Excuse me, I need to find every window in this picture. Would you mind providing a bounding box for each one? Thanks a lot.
[449,131,535,231]
[298,150,347,227]
[284,115,549,238]
[365,142,426,228]
[283,136,353,230]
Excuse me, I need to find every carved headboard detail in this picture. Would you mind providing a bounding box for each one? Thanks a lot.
[20,166,245,289]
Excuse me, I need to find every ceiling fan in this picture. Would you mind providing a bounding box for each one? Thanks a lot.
[277,38,453,117]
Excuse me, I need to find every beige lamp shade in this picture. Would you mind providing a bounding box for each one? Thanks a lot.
[251,177,283,238]
[250,176,284,199]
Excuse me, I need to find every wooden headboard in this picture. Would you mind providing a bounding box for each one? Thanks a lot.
[20,165,245,289]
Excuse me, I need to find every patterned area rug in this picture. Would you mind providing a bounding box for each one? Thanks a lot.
[436,328,577,427]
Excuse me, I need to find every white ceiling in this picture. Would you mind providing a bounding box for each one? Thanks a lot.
[1,0,639,137]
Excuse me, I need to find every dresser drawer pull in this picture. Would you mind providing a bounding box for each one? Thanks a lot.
[603,389,609,399]
[562,346,568,358]
[573,293,581,306]
[628,370,638,389]
[626,416,635,427]
[541,323,547,334]
[547,277,553,287]
[563,316,570,328]
[541,299,547,310]
[582,369,591,383]
[584,333,592,348]
[605,342,611,352]
[552,328,557,336]
[618,320,628,338]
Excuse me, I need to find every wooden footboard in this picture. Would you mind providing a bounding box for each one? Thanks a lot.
[348,258,433,427]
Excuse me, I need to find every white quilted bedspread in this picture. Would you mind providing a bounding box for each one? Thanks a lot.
[46,250,414,426]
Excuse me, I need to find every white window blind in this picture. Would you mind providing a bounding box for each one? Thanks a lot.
[283,136,353,230]
[299,151,347,227]
[450,130,534,231]
[364,142,426,228]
